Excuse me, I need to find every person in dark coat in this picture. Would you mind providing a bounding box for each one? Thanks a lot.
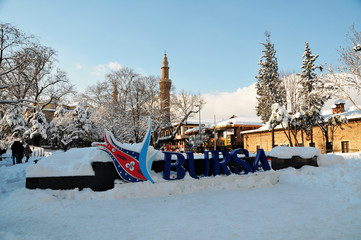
[24,144,32,162]
[11,140,24,164]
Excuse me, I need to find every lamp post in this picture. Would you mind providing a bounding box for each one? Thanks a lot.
[195,104,202,152]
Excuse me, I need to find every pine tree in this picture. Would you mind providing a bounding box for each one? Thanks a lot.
[299,42,320,110]
[255,32,286,123]
[298,42,330,145]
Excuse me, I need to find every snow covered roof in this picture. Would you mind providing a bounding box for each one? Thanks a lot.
[212,116,262,128]
[334,99,346,105]
[171,118,212,127]
[183,116,262,134]
[184,123,212,134]
[323,106,361,121]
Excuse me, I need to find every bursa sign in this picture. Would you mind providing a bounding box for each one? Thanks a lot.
[95,119,271,183]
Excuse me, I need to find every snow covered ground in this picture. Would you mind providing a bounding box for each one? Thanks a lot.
[1,150,361,240]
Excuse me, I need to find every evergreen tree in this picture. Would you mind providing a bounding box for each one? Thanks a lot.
[298,42,330,144]
[299,42,320,110]
[255,32,286,123]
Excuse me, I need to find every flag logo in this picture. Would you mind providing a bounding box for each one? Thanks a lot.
[95,118,157,183]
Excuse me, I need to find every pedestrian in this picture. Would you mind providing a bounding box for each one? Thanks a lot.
[18,139,24,163]
[24,144,32,163]
[11,140,24,164]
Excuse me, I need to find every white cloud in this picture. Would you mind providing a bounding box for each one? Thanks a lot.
[75,64,84,70]
[91,61,124,76]
[91,64,107,76]
[201,83,260,122]
[108,61,123,70]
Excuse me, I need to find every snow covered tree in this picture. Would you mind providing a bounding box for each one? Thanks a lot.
[267,103,303,147]
[62,102,96,150]
[0,105,28,148]
[256,32,286,123]
[48,102,98,150]
[24,105,48,146]
[282,73,302,114]
[93,68,153,143]
[298,42,330,145]
[48,105,69,148]
[325,24,361,111]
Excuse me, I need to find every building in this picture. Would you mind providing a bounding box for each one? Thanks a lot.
[184,121,212,151]
[184,116,262,151]
[241,103,361,153]
[211,116,262,151]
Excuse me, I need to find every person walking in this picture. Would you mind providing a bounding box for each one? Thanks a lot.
[11,140,24,164]
[24,144,32,163]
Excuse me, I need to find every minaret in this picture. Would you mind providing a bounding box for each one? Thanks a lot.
[159,52,172,122]
[112,81,118,103]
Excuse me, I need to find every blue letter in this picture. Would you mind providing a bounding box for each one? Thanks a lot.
[185,152,199,179]
[252,149,271,172]
[211,150,231,176]
[163,152,186,180]
[201,150,210,177]
[231,149,251,174]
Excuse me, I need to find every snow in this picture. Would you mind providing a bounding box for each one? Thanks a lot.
[212,116,262,128]
[323,106,361,120]
[334,99,346,104]
[317,153,345,166]
[25,147,110,177]
[1,149,361,239]
[268,146,321,159]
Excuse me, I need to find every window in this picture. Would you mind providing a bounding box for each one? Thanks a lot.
[341,141,349,153]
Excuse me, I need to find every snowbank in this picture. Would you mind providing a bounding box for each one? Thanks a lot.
[110,170,279,199]
[317,154,345,166]
[335,151,361,160]
[26,147,110,177]
[268,146,321,159]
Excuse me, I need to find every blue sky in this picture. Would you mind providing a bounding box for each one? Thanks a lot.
[1,0,361,120]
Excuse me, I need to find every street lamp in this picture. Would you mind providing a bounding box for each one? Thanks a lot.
[195,104,202,152]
